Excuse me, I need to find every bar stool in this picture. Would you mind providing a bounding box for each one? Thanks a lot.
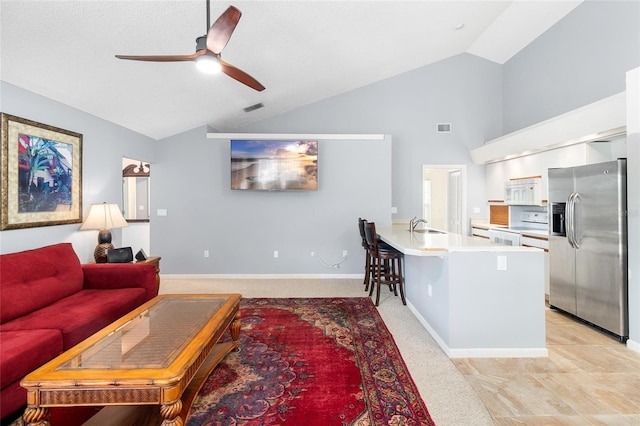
[358,218,394,293]
[358,218,373,292]
[364,221,406,306]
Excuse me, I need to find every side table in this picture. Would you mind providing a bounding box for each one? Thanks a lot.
[135,256,161,289]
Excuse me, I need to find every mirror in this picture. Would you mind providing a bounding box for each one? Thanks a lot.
[122,159,150,222]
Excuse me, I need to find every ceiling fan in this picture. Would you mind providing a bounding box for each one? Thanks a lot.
[115,2,265,91]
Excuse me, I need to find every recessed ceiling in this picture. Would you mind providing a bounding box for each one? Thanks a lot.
[0,1,581,140]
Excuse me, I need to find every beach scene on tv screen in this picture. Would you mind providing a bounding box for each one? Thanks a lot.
[231,140,318,190]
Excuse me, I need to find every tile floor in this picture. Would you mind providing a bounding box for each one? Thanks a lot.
[452,307,640,425]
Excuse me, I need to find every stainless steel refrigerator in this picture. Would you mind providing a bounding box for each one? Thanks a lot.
[548,159,628,341]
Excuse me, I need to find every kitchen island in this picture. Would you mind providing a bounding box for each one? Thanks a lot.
[377,225,547,358]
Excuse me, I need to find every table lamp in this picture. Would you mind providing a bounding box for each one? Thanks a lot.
[79,202,128,263]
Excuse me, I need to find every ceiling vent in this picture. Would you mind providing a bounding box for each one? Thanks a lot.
[243,103,264,113]
[437,123,451,133]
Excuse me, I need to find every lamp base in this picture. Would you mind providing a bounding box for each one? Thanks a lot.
[94,243,114,263]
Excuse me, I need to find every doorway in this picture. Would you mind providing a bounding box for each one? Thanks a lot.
[422,165,466,235]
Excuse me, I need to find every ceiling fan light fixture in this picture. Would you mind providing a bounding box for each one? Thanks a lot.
[195,54,222,74]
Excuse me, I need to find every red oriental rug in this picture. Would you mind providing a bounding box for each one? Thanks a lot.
[186,297,435,426]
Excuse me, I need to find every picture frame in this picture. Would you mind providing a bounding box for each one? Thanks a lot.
[1,113,83,230]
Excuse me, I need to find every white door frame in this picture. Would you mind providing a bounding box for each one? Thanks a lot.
[422,164,468,236]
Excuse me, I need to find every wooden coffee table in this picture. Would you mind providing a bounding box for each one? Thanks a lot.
[21,294,242,426]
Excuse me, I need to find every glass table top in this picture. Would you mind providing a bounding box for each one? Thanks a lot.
[58,296,228,370]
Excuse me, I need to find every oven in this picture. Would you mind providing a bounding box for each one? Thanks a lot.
[489,228,521,246]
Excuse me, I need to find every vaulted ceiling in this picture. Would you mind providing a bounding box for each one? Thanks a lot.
[0,1,581,140]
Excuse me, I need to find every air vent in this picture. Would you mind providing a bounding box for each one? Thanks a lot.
[243,103,264,113]
[437,123,451,133]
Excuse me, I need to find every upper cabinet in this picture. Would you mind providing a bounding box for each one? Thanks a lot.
[486,140,626,202]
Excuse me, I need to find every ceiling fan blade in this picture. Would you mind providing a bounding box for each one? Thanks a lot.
[115,53,199,62]
[206,5,242,54]
[220,60,265,92]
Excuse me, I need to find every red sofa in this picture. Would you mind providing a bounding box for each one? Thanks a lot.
[0,243,158,420]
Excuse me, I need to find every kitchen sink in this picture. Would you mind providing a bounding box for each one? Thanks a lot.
[409,229,446,235]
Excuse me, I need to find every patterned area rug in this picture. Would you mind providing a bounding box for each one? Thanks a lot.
[187,297,434,426]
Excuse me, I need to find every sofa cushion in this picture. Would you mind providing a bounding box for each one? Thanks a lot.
[0,381,27,419]
[1,288,147,348]
[0,243,83,324]
[0,330,63,387]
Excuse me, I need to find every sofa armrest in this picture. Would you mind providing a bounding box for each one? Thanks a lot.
[82,263,158,301]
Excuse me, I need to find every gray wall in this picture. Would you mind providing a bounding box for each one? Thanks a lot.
[0,82,156,260]
[149,53,503,275]
[503,0,640,133]
[152,127,391,275]
[232,53,503,226]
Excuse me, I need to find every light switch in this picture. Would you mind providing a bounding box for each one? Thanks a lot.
[157,209,167,216]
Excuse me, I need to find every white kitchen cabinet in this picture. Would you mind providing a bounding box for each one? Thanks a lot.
[471,225,490,239]
[486,140,625,204]
[520,235,548,250]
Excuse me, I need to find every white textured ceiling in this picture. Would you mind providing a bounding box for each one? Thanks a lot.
[0,1,581,140]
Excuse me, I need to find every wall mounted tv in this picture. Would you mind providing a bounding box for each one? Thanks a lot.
[230,140,318,191]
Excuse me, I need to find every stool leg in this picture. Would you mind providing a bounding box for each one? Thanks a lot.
[390,259,398,296]
[363,250,371,291]
[375,259,382,306]
[398,256,406,305]
[369,257,376,297]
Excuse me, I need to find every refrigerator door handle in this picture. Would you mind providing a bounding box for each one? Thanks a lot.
[566,192,576,248]
[572,193,581,249]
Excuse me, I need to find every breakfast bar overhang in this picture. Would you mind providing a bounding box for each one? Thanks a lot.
[377,226,547,358]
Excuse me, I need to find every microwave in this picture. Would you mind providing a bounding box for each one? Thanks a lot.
[504,177,542,205]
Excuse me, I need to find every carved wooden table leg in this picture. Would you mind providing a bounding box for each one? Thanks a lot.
[160,399,183,426]
[231,309,241,351]
[23,406,49,426]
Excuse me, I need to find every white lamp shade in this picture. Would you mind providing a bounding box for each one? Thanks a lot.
[79,203,128,231]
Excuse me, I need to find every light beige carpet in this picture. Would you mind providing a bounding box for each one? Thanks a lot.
[160,277,495,426]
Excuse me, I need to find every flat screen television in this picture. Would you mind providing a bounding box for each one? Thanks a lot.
[230,140,318,191]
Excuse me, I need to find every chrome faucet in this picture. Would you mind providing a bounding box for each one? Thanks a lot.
[409,217,429,233]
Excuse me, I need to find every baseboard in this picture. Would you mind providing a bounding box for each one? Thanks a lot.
[406,300,549,358]
[627,338,640,354]
[161,273,363,280]
[447,347,548,358]
[406,300,451,356]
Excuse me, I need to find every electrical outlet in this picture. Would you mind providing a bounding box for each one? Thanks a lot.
[203,250,209,258]
[274,250,279,258]
[342,250,348,257]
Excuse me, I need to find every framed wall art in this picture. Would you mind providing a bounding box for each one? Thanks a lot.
[1,113,83,230]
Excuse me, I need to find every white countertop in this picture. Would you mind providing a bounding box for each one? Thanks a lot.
[376,225,538,256]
